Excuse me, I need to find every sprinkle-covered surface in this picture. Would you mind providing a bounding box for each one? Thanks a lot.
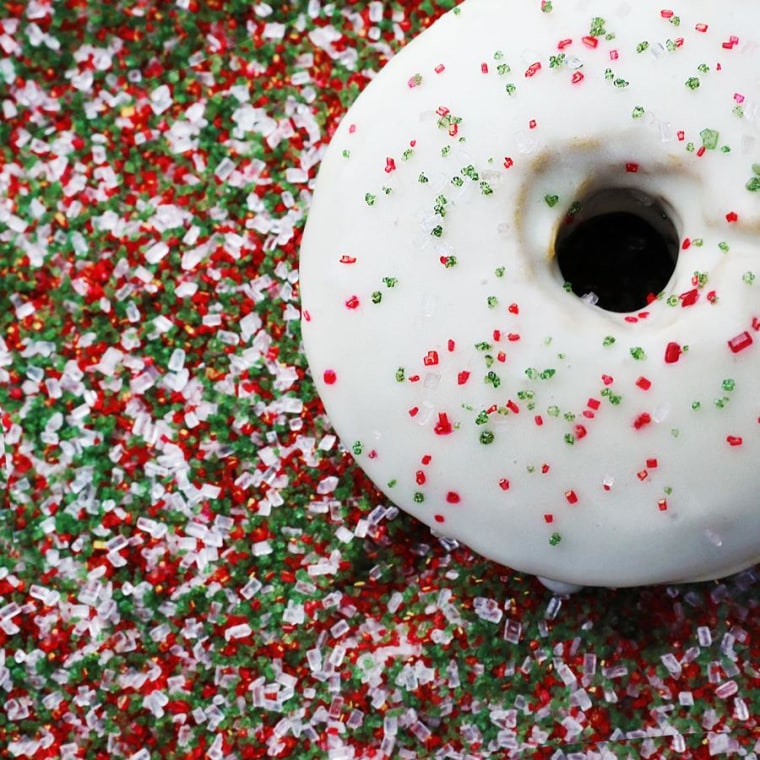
[1,1,759,758]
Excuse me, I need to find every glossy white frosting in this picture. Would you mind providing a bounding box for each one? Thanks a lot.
[300,0,760,587]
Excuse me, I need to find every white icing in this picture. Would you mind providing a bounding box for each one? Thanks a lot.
[300,0,760,587]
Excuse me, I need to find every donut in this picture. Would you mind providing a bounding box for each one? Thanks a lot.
[299,0,760,590]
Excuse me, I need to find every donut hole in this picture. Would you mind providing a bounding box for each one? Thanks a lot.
[555,189,679,313]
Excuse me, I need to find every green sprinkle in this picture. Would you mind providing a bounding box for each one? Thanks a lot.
[525,368,539,381]
[441,145,451,157]
[413,492,425,503]
[722,379,736,392]
[667,295,679,306]
[479,181,493,196]
[636,41,649,52]
[494,50,504,60]
[547,405,560,417]
[475,342,492,351]
[541,1,553,12]
[613,78,629,88]
[443,255,458,268]
[480,430,495,445]
[371,291,382,304]
[451,176,464,187]
[461,164,479,180]
[431,225,443,238]
[700,128,719,150]
[670,15,680,26]
[496,63,511,76]
[719,241,729,252]
[484,355,494,368]
[505,83,517,95]
[544,194,559,208]
[352,441,364,456]
[603,336,616,347]
[686,142,695,152]
[693,238,704,247]
[715,397,729,409]
[549,532,562,546]
[692,401,701,410]
[564,433,575,445]
[630,347,646,360]
[475,411,489,425]
[563,412,576,422]
[549,53,566,69]
[590,17,607,36]
[402,147,414,161]
[632,106,645,119]
[388,479,398,488]
[743,271,756,284]
[685,77,700,90]
[666,39,678,52]
[563,281,573,292]
[487,296,498,308]
[604,68,615,81]
[747,177,760,192]
[395,368,405,382]
[495,266,506,278]
[540,369,556,380]
[418,173,429,183]
[365,193,376,206]
[342,149,351,158]
[382,276,398,288]
[693,271,708,288]
[485,371,501,388]
[697,63,710,74]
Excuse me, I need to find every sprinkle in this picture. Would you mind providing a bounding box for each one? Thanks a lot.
[728,332,753,353]
[525,61,542,77]
[446,491,461,504]
[727,436,743,447]
[665,342,683,363]
[565,490,579,505]
[634,412,653,430]
[636,377,652,390]
[324,369,337,385]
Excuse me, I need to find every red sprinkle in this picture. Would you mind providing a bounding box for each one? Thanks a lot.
[571,71,584,84]
[582,35,599,48]
[457,371,470,385]
[680,289,699,307]
[525,61,542,77]
[339,254,357,264]
[499,479,510,491]
[726,211,738,223]
[323,369,337,385]
[565,490,579,505]
[345,295,360,309]
[447,339,456,352]
[727,436,744,447]
[636,377,652,391]
[658,499,668,512]
[434,514,445,523]
[421,454,432,465]
[408,407,419,417]
[481,62,489,74]
[695,22,709,32]
[602,374,614,386]
[574,425,587,440]
[506,400,520,414]
[647,458,659,468]
[544,514,554,523]
[508,303,519,314]
[728,332,753,353]
[446,491,461,504]
[587,398,601,410]
[534,415,544,426]
[416,470,426,485]
[558,38,573,49]
[633,412,653,430]
[503,157,514,169]
[423,350,439,366]
[626,162,639,173]
[434,413,453,435]
[665,342,682,363]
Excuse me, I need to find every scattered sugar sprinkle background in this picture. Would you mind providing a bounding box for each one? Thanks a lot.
[1,0,759,757]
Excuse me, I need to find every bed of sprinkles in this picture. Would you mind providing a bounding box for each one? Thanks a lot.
[2,1,760,758]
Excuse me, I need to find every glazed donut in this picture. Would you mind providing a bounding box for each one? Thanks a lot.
[299,0,760,590]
